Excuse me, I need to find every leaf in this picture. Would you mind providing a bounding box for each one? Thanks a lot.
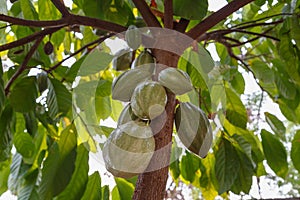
[8,153,31,195]
[0,104,14,162]
[81,172,102,200]
[17,169,39,200]
[173,0,208,20]
[291,130,300,173]
[56,144,89,200]
[225,88,248,129]
[169,140,182,180]
[180,151,199,183]
[13,132,35,159]
[265,112,286,141]
[261,129,288,179]
[46,78,72,118]
[96,96,112,120]
[9,76,38,113]
[250,60,274,84]
[215,138,240,194]
[0,60,5,113]
[291,15,300,49]
[114,178,134,200]
[20,0,38,20]
[275,74,297,100]
[102,185,109,200]
[0,158,11,195]
[38,125,77,199]
[38,0,61,20]
[78,49,113,76]
[230,150,254,194]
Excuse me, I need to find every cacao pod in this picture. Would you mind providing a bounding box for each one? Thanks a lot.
[131,81,167,120]
[175,102,213,158]
[117,103,139,125]
[158,68,193,95]
[125,25,142,50]
[132,50,155,69]
[112,49,133,71]
[111,65,154,102]
[102,122,155,178]
[44,41,54,55]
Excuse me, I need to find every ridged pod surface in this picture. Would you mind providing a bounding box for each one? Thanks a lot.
[158,67,193,95]
[117,104,139,126]
[102,121,155,178]
[112,49,132,71]
[131,81,167,120]
[125,25,142,49]
[175,102,213,158]
[132,50,155,69]
[111,65,154,102]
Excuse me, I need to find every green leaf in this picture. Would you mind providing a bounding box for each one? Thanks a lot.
[38,125,77,199]
[250,60,274,84]
[230,150,254,194]
[261,129,288,179]
[38,0,61,20]
[20,0,38,20]
[230,72,245,95]
[96,96,112,120]
[291,15,300,49]
[114,178,134,200]
[17,169,39,200]
[46,78,72,118]
[173,0,208,20]
[102,185,109,200]
[13,132,35,159]
[0,60,5,113]
[81,172,102,200]
[56,144,89,200]
[180,151,199,183]
[291,130,300,173]
[265,112,286,141]
[275,74,297,100]
[8,153,31,195]
[169,140,182,180]
[78,49,113,76]
[0,104,14,162]
[9,76,38,113]
[225,88,248,129]
[0,158,11,195]
[215,137,240,194]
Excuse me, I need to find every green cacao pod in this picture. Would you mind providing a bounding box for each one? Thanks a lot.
[117,103,139,125]
[102,121,155,178]
[158,68,193,95]
[112,49,133,71]
[132,50,155,69]
[131,81,167,120]
[125,25,142,49]
[112,66,154,102]
[175,102,213,158]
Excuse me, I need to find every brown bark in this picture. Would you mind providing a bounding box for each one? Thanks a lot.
[132,51,179,200]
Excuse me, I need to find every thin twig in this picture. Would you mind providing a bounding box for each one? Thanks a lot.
[0,26,63,52]
[131,0,161,27]
[47,33,114,73]
[164,0,173,29]
[5,36,44,95]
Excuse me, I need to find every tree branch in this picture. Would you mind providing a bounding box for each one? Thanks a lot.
[164,0,173,29]
[186,0,254,40]
[51,0,70,17]
[0,14,67,28]
[47,33,114,74]
[174,18,190,33]
[0,26,63,52]
[131,0,161,27]
[5,36,44,95]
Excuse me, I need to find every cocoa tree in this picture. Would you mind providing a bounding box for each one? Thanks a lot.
[0,0,300,199]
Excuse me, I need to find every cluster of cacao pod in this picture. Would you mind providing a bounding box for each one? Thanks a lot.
[102,26,213,179]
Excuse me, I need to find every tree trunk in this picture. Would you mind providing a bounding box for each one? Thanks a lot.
[132,51,179,200]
